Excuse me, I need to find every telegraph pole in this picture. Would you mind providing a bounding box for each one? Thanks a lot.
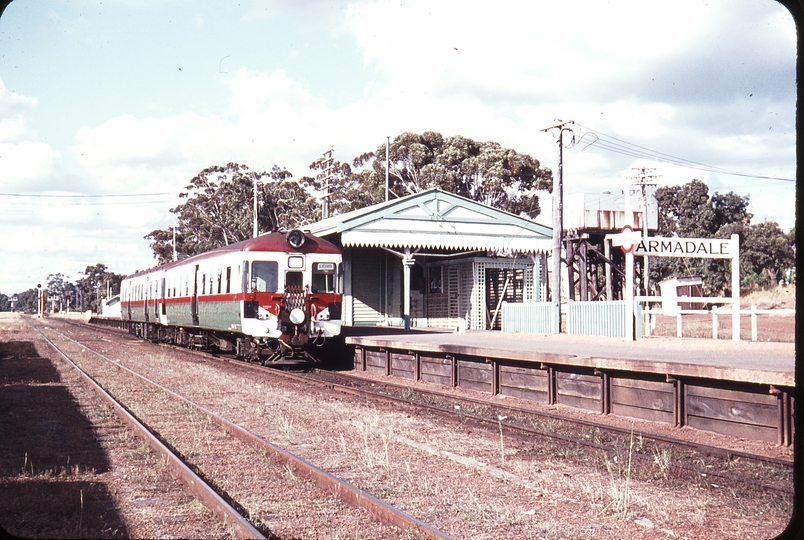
[253,178,259,238]
[627,167,658,295]
[385,136,390,202]
[541,120,574,333]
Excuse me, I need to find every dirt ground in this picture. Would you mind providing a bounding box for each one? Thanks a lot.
[0,314,234,539]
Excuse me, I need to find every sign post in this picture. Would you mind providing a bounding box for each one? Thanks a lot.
[609,197,641,340]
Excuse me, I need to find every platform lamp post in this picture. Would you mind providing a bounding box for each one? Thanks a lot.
[253,178,259,238]
[36,284,43,318]
[623,188,638,341]
[172,226,178,262]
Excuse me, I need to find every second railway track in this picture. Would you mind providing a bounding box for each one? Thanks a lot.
[32,319,449,539]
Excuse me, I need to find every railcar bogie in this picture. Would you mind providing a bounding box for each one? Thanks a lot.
[119,230,343,366]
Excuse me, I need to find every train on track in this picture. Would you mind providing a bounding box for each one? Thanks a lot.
[119,230,343,365]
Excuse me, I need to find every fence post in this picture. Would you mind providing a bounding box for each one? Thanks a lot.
[676,312,683,338]
[751,305,758,342]
[635,302,642,339]
[550,301,561,334]
[711,305,718,340]
[644,307,651,337]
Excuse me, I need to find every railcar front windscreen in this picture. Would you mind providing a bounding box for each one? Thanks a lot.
[312,262,337,294]
[251,261,278,292]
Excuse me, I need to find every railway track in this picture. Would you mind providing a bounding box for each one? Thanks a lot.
[74,317,795,538]
[32,325,264,539]
[85,318,794,495]
[294,370,795,496]
[33,320,452,539]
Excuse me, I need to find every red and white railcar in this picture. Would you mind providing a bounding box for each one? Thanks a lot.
[120,230,342,365]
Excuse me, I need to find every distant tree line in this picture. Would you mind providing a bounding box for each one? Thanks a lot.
[0,264,124,314]
[142,135,794,295]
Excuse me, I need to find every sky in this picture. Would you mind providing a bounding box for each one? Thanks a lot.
[0,0,796,295]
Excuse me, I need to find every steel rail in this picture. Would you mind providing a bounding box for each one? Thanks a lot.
[289,371,795,496]
[81,319,793,494]
[306,370,796,468]
[83,318,794,472]
[32,325,265,540]
[45,324,453,540]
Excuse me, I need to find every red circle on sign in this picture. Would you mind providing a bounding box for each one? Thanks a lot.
[621,224,634,253]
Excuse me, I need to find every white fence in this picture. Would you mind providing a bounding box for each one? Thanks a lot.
[641,301,795,342]
[501,301,559,334]
[502,297,793,342]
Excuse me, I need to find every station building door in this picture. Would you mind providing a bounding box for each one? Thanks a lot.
[425,257,538,331]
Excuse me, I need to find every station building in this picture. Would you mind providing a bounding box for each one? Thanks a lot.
[305,188,553,331]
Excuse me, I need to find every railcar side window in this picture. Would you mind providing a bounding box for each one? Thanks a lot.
[225,267,231,294]
[312,262,337,293]
[242,261,250,292]
[251,261,278,293]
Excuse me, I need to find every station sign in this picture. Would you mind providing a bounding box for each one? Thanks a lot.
[611,224,641,254]
[634,237,737,259]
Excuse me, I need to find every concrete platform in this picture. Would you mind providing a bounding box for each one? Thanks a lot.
[345,331,794,387]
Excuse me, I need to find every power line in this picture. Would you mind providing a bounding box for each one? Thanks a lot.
[0,192,173,198]
[573,123,795,183]
[0,199,175,207]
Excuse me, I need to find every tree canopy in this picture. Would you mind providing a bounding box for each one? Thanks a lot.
[75,264,125,313]
[301,131,553,217]
[654,179,794,293]
[145,162,316,264]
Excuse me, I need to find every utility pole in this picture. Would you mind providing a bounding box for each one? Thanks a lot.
[540,120,574,333]
[627,167,658,295]
[253,178,259,238]
[320,147,335,219]
[385,136,390,202]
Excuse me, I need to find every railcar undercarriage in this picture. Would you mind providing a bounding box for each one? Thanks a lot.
[126,321,324,367]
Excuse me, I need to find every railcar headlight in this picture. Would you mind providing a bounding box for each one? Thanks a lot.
[289,308,306,325]
[286,229,306,249]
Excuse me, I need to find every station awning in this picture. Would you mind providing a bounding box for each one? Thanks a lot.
[306,188,553,255]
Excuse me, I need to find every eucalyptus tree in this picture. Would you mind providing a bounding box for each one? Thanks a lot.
[75,263,124,312]
[145,162,310,264]
[300,131,553,218]
[741,221,795,288]
[653,179,793,292]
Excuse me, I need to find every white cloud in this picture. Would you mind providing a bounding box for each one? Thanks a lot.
[346,0,731,103]
[0,79,38,136]
[0,142,59,188]
[0,78,60,191]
